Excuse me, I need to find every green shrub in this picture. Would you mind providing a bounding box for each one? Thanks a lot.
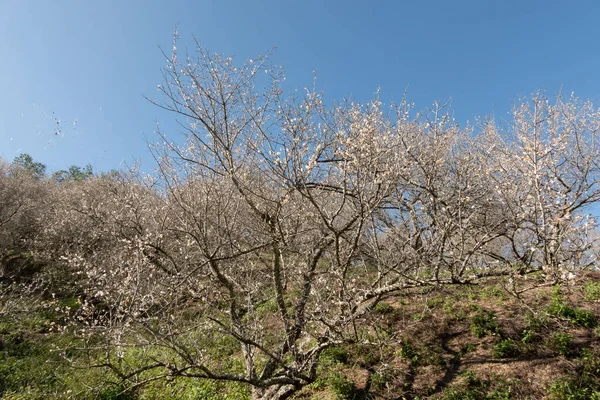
[442,300,455,315]
[551,332,573,356]
[572,306,596,326]
[370,372,389,390]
[549,378,600,400]
[584,281,600,302]
[411,309,432,321]
[551,302,597,327]
[320,346,349,365]
[448,305,468,321]
[548,290,597,328]
[460,343,476,354]
[493,338,520,358]
[372,301,393,314]
[549,347,600,399]
[521,328,541,345]
[397,342,420,364]
[442,370,514,400]
[480,286,506,301]
[524,311,546,329]
[327,371,358,400]
[139,377,249,400]
[441,370,487,400]
[466,287,479,301]
[426,296,445,308]
[470,311,500,338]
[419,346,448,367]
[521,312,545,345]
[98,384,135,400]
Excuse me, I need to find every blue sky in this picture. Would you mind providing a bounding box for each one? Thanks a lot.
[2,0,600,173]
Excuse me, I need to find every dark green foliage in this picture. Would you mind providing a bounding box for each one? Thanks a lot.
[353,340,385,366]
[53,164,94,183]
[11,154,46,179]
[0,251,40,283]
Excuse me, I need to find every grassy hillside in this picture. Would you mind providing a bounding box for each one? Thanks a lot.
[2,274,599,399]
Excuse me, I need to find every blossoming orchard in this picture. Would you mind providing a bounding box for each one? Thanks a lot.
[2,40,600,400]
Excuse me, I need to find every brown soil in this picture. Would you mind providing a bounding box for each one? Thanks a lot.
[298,275,600,399]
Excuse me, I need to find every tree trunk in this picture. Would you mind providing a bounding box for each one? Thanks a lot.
[252,384,297,400]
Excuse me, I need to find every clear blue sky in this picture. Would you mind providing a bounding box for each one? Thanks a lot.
[2,0,600,173]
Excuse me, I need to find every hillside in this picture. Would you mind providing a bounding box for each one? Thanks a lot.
[2,274,599,399]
